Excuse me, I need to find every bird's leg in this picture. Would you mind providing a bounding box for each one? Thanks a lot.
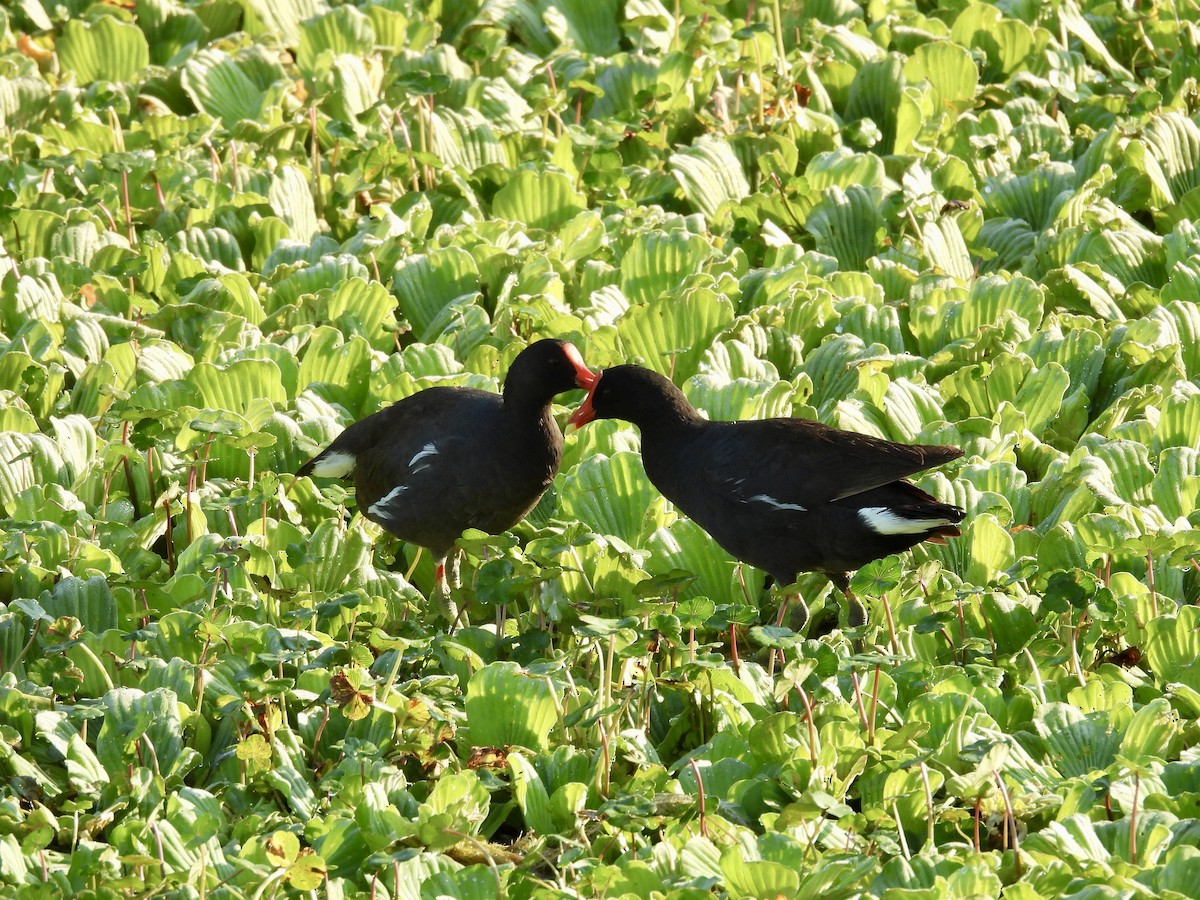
[431,553,460,626]
[433,554,447,592]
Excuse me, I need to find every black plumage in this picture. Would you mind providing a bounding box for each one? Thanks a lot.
[299,339,596,596]
[570,365,964,599]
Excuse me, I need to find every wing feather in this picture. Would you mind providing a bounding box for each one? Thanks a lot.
[700,418,961,509]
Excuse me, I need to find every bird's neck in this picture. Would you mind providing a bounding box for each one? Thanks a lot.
[501,374,555,420]
[637,393,706,443]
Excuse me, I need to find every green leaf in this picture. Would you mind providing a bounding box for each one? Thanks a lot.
[618,230,714,307]
[647,517,765,606]
[393,248,480,342]
[1144,606,1200,694]
[805,185,883,271]
[617,285,734,381]
[58,17,150,85]
[508,751,556,835]
[670,136,750,224]
[492,168,587,231]
[187,358,287,414]
[1057,0,1134,79]
[922,216,972,281]
[544,0,620,54]
[297,5,375,76]
[181,46,288,123]
[559,452,658,546]
[465,662,558,750]
[721,850,800,900]
[845,55,913,155]
[1035,703,1122,777]
[904,41,978,117]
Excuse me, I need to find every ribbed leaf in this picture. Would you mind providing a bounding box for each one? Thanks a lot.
[684,375,794,422]
[2,274,60,331]
[1042,264,1126,320]
[465,661,558,750]
[645,518,765,605]
[392,247,480,342]
[319,277,398,351]
[241,0,326,46]
[1120,698,1177,762]
[1092,440,1154,503]
[52,217,126,265]
[181,46,288,123]
[807,149,883,193]
[670,136,750,224]
[166,226,245,271]
[430,109,507,173]
[1035,703,1121,777]
[942,353,1029,419]
[325,54,378,120]
[618,230,713,306]
[187,358,287,414]
[844,55,906,154]
[508,751,556,835]
[492,169,586,230]
[1151,447,1200,521]
[1138,113,1200,223]
[1014,362,1070,437]
[805,185,883,271]
[267,166,320,243]
[964,274,1044,333]
[1155,301,1200,376]
[881,378,947,439]
[721,852,800,900]
[588,54,657,120]
[1072,229,1166,289]
[1057,0,1133,79]
[0,75,50,131]
[297,5,375,76]
[49,415,96,484]
[58,17,149,85]
[974,217,1036,272]
[950,4,1035,77]
[905,41,977,116]
[923,216,972,281]
[616,286,734,381]
[982,163,1075,230]
[1144,605,1200,692]
[96,688,188,778]
[543,0,620,55]
[960,513,1015,585]
[0,433,67,516]
[559,452,657,546]
[298,328,371,411]
[560,210,605,266]
[272,255,370,307]
[41,575,118,635]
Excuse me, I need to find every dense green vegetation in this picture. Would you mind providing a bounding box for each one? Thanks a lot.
[2,0,1199,896]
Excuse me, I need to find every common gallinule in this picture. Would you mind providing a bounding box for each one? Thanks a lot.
[299,339,597,615]
[570,365,964,619]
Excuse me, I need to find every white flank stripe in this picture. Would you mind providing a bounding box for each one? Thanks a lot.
[859,507,952,535]
[309,450,356,478]
[408,443,438,472]
[368,485,408,519]
[748,493,807,512]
